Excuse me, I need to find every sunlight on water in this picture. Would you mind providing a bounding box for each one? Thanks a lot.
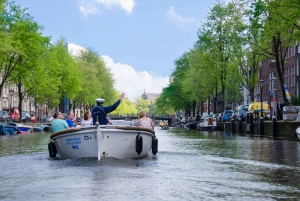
[0,128,299,200]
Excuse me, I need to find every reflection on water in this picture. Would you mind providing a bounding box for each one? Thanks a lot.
[0,129,300,200]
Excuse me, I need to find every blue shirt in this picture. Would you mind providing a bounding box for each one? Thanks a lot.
[66,118,75,127]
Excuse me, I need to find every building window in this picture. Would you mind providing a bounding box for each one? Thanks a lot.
[269,72,277,90]
[285,48,289,60]
[290,66,295,87]
[284,68,289,87]
[291,46,295,57]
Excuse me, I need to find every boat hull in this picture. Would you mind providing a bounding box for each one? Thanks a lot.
[17,124,33,134]
[197,125,221,131]
[51,126,155,159]
[0,123,18,135]
[197,117,221,131]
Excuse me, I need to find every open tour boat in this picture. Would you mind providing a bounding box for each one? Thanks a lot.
[48,123,158,160]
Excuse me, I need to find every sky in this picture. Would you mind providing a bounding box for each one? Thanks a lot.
[14,0,220,101]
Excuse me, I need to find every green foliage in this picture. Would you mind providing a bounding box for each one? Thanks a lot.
[110,90,137,116]
[135,97,150,114]
[290,97,300,106]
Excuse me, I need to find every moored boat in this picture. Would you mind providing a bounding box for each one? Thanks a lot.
[185,121,198,129]
[0,122,18,135]
[33,124,46,132]
[197,117,221,131]
[48,125,158,160]
[17,124,33,134]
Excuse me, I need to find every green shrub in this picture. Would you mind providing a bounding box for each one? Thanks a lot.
[290,97,300,106]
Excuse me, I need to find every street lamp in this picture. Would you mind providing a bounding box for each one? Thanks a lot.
[259,79,265,118]
[9,89,14,117]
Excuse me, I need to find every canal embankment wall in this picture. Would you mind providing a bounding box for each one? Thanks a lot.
[218,121,300,139]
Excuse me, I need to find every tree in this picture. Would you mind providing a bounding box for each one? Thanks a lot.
[248,0,299,104]
[195,1,246,111]
[0,1,52,120]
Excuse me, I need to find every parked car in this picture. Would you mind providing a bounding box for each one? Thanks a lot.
[235,104,249,121]
[0,111,9,122]
[42,115,53,122]
[213,113,219,119]
[30,114,37,123]
[11,108,20,122]
[248,102,270,121]
[222,110,234,122]
[21,111,30,122]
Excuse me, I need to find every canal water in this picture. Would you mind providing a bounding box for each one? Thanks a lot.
[0,128,299,201]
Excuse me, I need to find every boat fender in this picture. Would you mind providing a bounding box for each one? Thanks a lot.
[135,134,143,155]
[48,141,57,158]
[152,136,158,155]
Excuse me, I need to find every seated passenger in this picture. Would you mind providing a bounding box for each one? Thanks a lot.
[80,111,93,127]
[136,110,154,130]
[51,112,69,132]
[66,112,76,128]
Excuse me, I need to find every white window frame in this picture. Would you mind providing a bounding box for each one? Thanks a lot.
[284,68,289,87]
[290,66,295,87]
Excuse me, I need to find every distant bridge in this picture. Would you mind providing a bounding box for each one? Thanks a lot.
[110,116,173,126]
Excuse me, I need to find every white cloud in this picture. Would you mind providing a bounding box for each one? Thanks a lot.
[101,55,169,101]
[165,7,196,27]
[68,43,168,101]
[79,0,135,15]
[79,1,99,16]
[68,43,87,57]
[95,0,135,13]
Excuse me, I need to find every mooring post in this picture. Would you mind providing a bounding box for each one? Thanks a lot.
[249,112,254,134]
[246,112,250,134]
[259,117,264,135]
[231,118,235,133]
[238,118,242,133]
[272,116,277,137]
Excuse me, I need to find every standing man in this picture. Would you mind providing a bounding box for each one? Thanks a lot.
[51,112,69,133]
[91,93,125,125]
[66,112,76,128]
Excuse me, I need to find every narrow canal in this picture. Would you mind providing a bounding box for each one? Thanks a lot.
[0,128,299,200]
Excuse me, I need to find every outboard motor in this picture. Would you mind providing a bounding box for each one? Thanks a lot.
[135,133,143,155]
[152,136,158,155]
[48,141,57,158]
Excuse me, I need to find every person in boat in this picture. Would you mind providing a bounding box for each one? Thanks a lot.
[80,111,93,127]
[91,93,125,125]
[136,110,154,130]
[66,112,76,128]
[51,112,69,133]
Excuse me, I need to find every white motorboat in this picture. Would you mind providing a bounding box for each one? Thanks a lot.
[48,125,158,160]
[197,117,221,131]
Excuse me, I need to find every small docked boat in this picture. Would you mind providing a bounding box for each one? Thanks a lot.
[185,121,198,129]
[48,125,158,160]
[17,124,33,134]
[197,117,221,131]
[33,126,44,132]
[161,125,169,130]
[0,122,18,135]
